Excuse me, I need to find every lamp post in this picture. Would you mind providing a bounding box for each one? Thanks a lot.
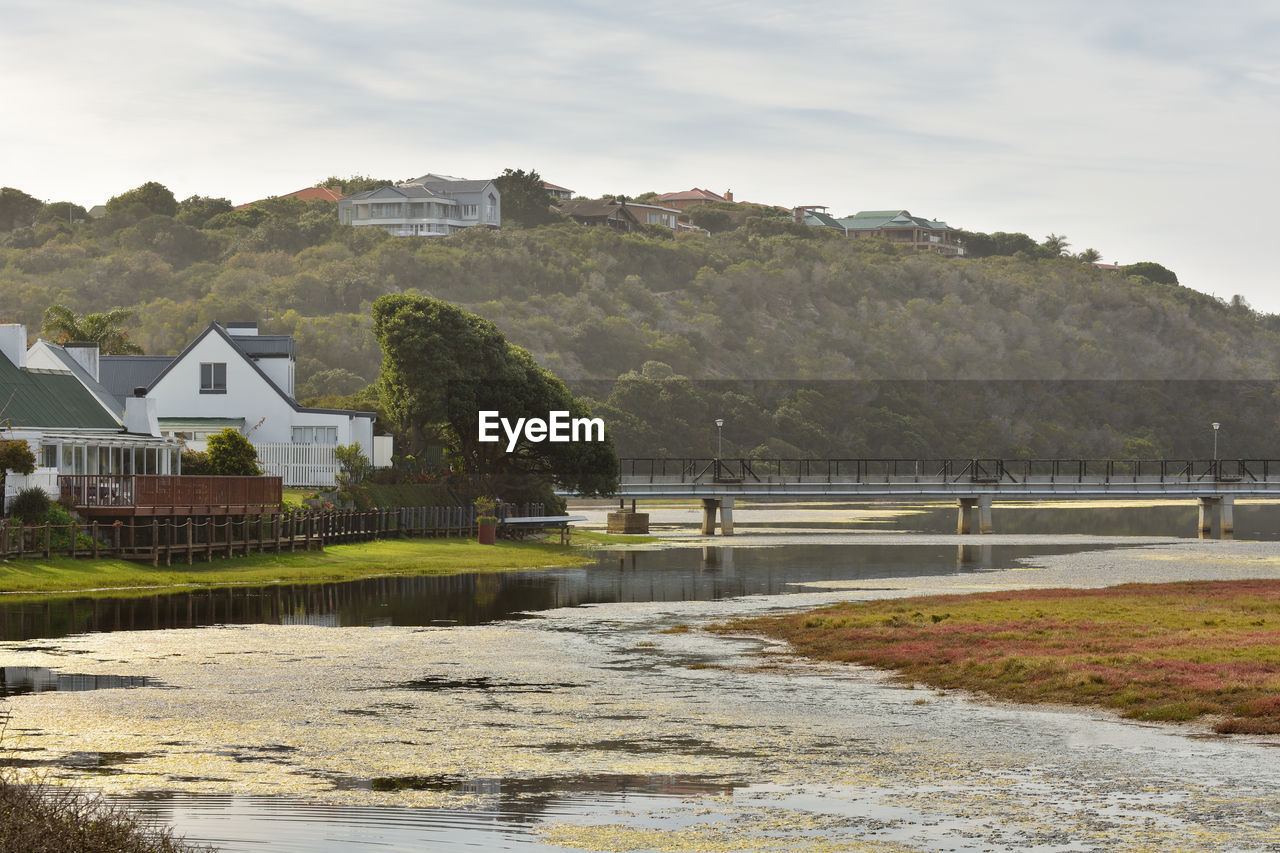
[1212,422,1220,464]
[714,419,724,459]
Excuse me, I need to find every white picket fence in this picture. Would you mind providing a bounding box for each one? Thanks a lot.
[253,442,340,487]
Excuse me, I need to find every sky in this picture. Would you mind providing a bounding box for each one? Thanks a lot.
[4,0,1279,309]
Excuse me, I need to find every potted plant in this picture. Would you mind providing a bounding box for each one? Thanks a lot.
[474,496,498,545]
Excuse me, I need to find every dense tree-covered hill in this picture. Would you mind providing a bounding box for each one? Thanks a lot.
[2,184,1277,460]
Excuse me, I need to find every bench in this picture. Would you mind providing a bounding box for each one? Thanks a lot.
[499,515,588,545]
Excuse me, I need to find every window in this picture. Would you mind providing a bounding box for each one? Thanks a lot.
[292,426,338,445]
[200,362,227,393]
[40,444,57,469]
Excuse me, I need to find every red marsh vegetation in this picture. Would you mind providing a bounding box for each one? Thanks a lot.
[723,579,1280,734]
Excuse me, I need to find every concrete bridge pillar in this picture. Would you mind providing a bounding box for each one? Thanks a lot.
[957,496,993,535]
[1198,496,1234,540]
[701,498,720,535]
[720,497,735,535]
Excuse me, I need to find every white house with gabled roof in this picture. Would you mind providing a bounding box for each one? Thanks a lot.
[97,322,381,486]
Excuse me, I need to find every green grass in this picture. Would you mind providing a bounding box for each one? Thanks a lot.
[0,537,594,595]
[721,579,1280,734]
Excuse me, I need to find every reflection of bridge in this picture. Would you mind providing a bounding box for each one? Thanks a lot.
[614,458,1280,537]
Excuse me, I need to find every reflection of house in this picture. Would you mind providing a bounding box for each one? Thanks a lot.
[96,322,382,487]
[1,324,182,510]
[837,210,963,256]
[338,174,500,236]
[657,188,733,211]
[560,198,681,232]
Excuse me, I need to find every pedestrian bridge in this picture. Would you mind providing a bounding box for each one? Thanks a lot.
[612,458,1280,537]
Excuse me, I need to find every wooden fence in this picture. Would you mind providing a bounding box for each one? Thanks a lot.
[0,503,544,567]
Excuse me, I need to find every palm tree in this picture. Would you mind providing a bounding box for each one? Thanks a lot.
[1076,248,1102,264]
[1041,233,1071,257]
[40,305,145,355]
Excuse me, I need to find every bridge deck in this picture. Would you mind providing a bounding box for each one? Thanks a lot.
[616,458,1280,499]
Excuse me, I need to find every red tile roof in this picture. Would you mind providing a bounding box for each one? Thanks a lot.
[658,188,728,203]
[235,186,345,209]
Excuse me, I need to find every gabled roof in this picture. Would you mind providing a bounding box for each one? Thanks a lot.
[0,350,122,431]
[100,355,174,402]
[234,186,346,209]
[659,188,729,203]
[401,174,495,194]
[559,198,642,223]
[342,184,453,202]
[542,181,573,193]
[146,323,375,420]
[802,209,847,231]
[27,340,124,420]
[838,210,955,230]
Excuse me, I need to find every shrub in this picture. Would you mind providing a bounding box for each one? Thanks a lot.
[8,486,51,523]
[205,428,261,475]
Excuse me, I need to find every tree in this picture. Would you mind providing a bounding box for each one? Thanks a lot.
[319,175,394,196]
[205,428,262,475]
[1121,261,1178,285]
[0,439,37,499]
[688,207,733,233]
[1040,233,1070,257]
[36,201,88,224]
[40,305,145,354]
[176,195,234,227]
[492,168,561,228]
[1075,248,1102,264]
[106,181,178,219]
[0,187,43,231]
[372,294,617,498]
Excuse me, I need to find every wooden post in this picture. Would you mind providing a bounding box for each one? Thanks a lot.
[69,522,77,558]
[152,518,159,567]
[92,521,99,559]
[43,523,52,559]
[113,522,121,556]
[186,518,194,565]
[165,520,173,567]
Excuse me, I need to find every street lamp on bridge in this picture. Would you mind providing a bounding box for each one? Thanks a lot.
[1212,422,1220,463]
[714,418,724,459]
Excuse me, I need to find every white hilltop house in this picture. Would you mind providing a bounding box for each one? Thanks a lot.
[336,173,501,236]
[76,322,389,488]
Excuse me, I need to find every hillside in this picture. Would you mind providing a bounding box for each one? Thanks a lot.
[3,188,1278,460]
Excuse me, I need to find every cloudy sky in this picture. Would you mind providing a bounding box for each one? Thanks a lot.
[5,1,1279,309]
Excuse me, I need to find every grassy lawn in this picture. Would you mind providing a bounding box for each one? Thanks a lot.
[722,579,1280,734]
[0,536,609,596]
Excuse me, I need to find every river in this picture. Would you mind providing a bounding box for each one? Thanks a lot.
[2,500,1279,851]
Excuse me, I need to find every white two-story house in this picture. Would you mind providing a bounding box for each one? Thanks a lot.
[95,322,383,487]
[337,173,500,236]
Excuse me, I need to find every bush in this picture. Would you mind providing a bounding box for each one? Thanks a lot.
[179,449,213,474]
[8,487,51,523]
[205,428,261,475]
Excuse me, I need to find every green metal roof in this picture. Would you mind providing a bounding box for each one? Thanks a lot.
[0,355,122,430]
[839,210,954,231]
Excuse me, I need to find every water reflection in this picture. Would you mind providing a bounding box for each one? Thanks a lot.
[0,665,160,696]
[0,543,1108,642]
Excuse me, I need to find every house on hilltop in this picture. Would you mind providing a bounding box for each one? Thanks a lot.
[235,186,346,209]
[836,210,964,256]
[559,198,682,233]
[338,173,500,236]
[657,188,734,210]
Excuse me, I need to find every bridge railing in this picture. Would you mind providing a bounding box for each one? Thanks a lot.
[617,458,1280,485]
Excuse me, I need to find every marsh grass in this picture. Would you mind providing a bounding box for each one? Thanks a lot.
[0,713,210,853]
[722,579,1280,734]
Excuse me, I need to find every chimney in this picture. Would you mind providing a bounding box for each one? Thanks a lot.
[0,324,27,369]
[724,189,734,203]
[123,388,160,436]
[63,341,100,382]
[226,321,258,337]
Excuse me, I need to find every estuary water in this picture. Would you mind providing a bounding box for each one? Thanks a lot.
[3,500,1280,852]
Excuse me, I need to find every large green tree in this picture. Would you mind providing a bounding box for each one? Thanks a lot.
[493,168,562,228]
[106,181,178,219]
[0,187,43,231]
[372,294,616,498]
[40,305,145,354]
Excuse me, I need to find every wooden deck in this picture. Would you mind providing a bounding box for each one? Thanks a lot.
[59,474,284,519]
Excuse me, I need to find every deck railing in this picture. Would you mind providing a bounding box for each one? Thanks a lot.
[59,475,283,510]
